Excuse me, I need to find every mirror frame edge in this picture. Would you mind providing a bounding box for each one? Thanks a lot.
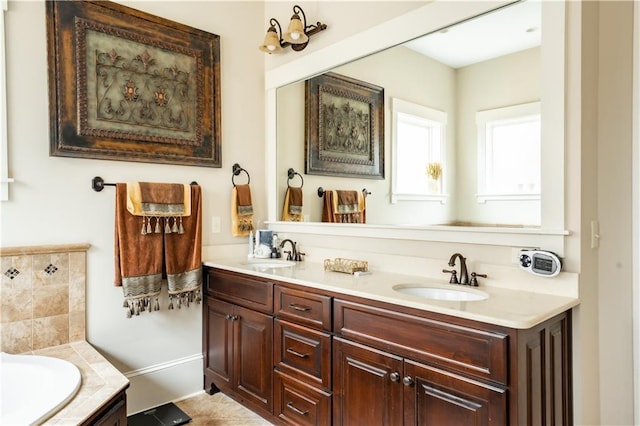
[265,0,568,254]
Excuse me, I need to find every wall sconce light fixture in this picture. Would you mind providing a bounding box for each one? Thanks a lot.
[259,5,327,54]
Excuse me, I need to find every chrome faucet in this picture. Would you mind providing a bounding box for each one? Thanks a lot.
[280,239,305,261]
[446,253,469,285]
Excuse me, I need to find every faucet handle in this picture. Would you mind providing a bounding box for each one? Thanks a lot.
[283,250,293,261]
[442,269,458,284]
[295,251,306,262]
[469,272,487,287]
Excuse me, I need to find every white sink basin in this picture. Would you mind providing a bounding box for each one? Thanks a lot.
[393,285,488,301]
[246,260,296,269]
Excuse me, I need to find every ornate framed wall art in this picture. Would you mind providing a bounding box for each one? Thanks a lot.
[46,1,221,167]
[305,72,384,179]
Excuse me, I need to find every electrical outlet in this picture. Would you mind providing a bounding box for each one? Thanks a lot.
[211,216,221,233]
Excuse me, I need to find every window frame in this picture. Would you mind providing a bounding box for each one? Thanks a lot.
[391,98,448,204]
[476,101,541,203]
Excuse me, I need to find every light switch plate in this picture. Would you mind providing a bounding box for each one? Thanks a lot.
[211,216,221,233]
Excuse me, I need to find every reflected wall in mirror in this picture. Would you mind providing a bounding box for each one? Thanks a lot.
[277,0,546,227]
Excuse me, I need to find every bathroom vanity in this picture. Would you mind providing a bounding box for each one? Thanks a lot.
[202,260,577,425]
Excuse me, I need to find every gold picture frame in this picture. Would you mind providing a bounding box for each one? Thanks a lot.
[305,72,384,179]
[46,0,221,167]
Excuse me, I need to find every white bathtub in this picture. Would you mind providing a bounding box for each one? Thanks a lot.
[1,352,82,425]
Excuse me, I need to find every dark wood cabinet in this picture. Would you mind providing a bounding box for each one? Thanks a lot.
[81,389,127,426]
[333,337,506,426]
[202,266,572,426]
[404,358,506,426]
[333,337,403,426]
[203,269,274,416]
[273,285,334,426]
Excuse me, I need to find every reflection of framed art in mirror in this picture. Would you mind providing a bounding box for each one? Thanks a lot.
[305,72,384,179]
[46,1,221,167]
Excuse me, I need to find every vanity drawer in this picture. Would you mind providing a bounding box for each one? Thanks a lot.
[274,370,332,426]
[334,299,508,385]
[275,319,332,390]
[275,286,331,331]
[206,268,273,314]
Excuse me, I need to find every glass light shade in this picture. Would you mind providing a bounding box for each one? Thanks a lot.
[282,14,308,44]
[259,26,282,54]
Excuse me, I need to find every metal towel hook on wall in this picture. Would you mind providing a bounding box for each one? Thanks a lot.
[232,163,251,186]
[287,168,304,188]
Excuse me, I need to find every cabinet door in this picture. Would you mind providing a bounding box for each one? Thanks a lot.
[235,304,274,413]
[204,297,234,393]
[274,370,332,426]
[333,337,403,426]
[404,359,506,426]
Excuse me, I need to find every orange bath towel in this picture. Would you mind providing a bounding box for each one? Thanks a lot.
[114,183,202,317]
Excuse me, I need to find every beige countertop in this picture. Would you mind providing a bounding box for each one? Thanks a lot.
[203,258,580,329]
[31,340,129,425]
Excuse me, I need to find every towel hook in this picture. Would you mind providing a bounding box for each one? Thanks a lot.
[287,168,304,188]
[232,163,250,186]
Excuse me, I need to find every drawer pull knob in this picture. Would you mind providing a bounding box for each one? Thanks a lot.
[402,376,414,387]
[289,303,311,312]
[286,347,310,358]
[390,372,400,382]
[286,402,309,416]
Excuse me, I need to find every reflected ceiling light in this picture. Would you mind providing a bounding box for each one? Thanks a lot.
[259,5,327,54]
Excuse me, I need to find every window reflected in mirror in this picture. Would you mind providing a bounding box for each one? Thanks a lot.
[391,98,447,203]
[476,101,541,226]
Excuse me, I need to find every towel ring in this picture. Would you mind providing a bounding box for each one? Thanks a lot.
[317,187,371,198]
[287,168,304,188]
[232,163,250,186]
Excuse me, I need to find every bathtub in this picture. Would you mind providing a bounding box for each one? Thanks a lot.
[1,352,82,425]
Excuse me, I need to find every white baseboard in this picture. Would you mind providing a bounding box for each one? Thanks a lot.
[125,353,204,415]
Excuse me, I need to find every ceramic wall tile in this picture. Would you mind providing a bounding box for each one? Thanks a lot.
[1,287,32,323]
[33,314,69,350]
[33,284,69,318]
[0,320,33,353]
[0,245,88,353]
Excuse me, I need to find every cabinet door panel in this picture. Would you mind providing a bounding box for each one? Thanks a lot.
[207,268,273,313]
[404,359,506,426]
[333,337,403,426]
[235,305,274,412]
[275,285,332,331]
[275,319,332,390]
[274,370,332,426]
[204,297,234,391]
[335,299,508,384]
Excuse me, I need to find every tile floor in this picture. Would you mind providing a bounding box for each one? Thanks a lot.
[174,392,274,425]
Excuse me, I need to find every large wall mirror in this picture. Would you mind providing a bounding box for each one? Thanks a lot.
[266,0,567,251]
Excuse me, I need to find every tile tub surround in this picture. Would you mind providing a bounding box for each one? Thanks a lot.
[29,340,129,424]
[0,243,89,353]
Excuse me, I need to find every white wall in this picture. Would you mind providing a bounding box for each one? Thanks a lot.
[2,0,267,413]
[595,1,635,423]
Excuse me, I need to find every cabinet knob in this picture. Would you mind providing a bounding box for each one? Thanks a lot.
[390,372,401,382]
[402,376,414,387]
